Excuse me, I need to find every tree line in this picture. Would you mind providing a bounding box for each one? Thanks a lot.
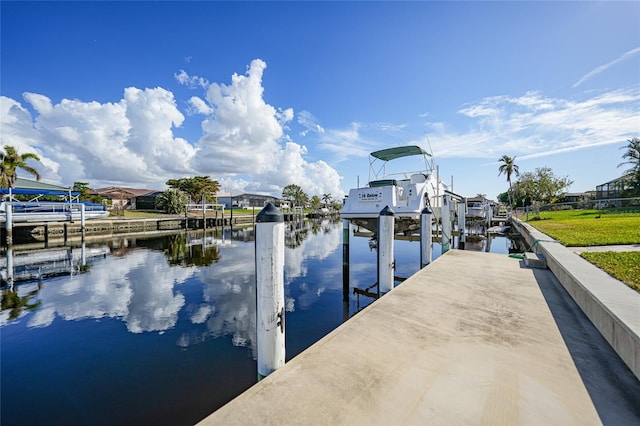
[497,137,640,207]
[281,184,340,211]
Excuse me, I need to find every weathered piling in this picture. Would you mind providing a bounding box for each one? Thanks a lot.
[441,195,451,253]
[255,203,286,379]
[485,203,492,227]
[457,200,466,249]
[378,206,395,294]
[420,207,432,268]
[80,203,86,238]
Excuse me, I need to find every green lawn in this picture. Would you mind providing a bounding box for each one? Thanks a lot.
[526,209,640,246]
[524,208,640,292]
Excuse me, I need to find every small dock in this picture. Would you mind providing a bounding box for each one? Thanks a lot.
[199,249,640,425]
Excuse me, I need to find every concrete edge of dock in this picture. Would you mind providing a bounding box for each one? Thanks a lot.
[511,218,640,380]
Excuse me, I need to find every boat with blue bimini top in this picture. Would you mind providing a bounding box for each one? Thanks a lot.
[0,186,109,224]
[341,145,457,235]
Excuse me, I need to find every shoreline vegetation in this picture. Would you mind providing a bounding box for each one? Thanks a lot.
[523,208,640,292]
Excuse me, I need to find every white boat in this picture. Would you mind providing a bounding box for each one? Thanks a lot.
[0,201,109,223]
[340,145,451,234]
[1,186,109,224]
[0,186,109,224]
[466,202,485,219]
[465,197,488,220]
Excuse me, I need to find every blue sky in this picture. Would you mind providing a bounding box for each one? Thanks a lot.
[2,1,639,201]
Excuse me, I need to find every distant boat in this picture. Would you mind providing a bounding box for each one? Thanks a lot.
[341,145,456,234]
[0,186,109,223]
[465,197,488,220]
[0,200,109,223]
[467,202,485,219]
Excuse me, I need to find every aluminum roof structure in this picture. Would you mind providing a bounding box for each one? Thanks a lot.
[0,177,78,196]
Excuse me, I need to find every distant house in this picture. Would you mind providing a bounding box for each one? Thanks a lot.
[91,187,158,209]
[596,175,633,200]
[559,192,587,203]
[131,191,164,210]
[223,193,283,209]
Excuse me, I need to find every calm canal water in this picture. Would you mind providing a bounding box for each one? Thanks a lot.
[1,219,515,425]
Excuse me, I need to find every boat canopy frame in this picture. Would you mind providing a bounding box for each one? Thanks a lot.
[1,187,82,204]
[368,145,435,183]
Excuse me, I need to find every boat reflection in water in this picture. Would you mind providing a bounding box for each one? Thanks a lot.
[1,244,110,286]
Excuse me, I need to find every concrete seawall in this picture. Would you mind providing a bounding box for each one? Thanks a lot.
[3,214,263,245]
[3,212,314,245]
[510,218,640,380]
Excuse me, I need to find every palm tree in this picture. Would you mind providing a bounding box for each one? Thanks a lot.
[322,193,332,208]
[156,189,188,214]
[619,137,640,196]
[282,184,309,208]
[0,145,41,188]
[498,155,519,207]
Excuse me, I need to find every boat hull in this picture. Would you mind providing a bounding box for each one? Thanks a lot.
[0,202,109,223]
[341,173,445,234]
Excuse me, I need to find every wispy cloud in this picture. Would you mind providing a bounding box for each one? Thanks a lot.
[424,88,640,160]
[297,110,325,136]
[572,47,640,88]
[307,85,638,170]
[174,69,210,89]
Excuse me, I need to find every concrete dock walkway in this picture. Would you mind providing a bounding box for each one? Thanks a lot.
[199,250,640,425]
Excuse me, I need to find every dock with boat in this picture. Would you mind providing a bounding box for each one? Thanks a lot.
[341,145,465,235]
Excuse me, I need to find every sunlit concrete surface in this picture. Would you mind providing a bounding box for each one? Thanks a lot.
[199,250,640,425]
[511,219,640,380]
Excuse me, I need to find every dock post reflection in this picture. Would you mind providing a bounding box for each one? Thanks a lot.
[6,246,14,287]
[342,219,350,321]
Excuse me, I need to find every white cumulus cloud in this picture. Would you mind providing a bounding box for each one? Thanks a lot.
[1,59,345,198]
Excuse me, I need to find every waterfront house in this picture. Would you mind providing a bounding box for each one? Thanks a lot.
[91,187,158,210]
[596,174,634,200]
[218,193,283,209]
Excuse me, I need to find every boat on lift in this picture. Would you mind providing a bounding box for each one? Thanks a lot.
[340,145,454,235]
[0,187,109,223]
